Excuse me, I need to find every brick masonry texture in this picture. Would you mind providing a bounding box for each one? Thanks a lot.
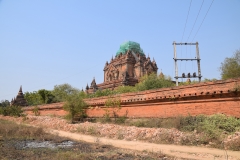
[24,78,240,118]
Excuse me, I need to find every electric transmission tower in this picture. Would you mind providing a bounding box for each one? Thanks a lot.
[173,41,202,86]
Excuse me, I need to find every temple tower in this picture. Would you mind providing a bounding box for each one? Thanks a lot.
[10,86,28,106]
[86,41,158,93]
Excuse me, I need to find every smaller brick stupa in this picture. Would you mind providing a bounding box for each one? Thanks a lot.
[10,86,28,106]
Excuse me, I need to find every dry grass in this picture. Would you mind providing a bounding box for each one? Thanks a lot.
[225,136,240,151]
[0,120,66,142]
[92,114,240,150]
[0,119,177,160]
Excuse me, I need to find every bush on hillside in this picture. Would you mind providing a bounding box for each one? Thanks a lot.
[179,78,218,86]
[135,73,174,91]
[63,93,87,123]
[115,85,136,94]
[86,73,174,98]
[86,89,115,98]
[0,106,23,117]
[177,114,240,142]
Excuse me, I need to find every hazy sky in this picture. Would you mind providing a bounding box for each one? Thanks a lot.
[0,0,240,101]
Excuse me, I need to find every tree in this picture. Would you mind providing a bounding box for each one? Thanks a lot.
[63,93,87,123]
[220,49,240,80]
[135,73,174,91]
[52,83,80,102]
[79,90,87,98]
[38,89,56,104]
[24,91,44,106]
[0,100,10,107]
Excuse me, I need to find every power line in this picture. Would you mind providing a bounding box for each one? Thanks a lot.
[191,0,215,42]
[181,0,192,42]
[186,0,205,42]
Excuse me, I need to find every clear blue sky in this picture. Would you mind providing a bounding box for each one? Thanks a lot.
[0,0,240,101]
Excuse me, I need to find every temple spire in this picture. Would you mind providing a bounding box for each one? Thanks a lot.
[159,69,164,78]
[86,84,89,90]
[19,85,22,93]
[11,86,28,106]
[111,55,113,61]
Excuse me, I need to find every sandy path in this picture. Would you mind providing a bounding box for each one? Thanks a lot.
[1,115,239,159]
[49,129,240,160]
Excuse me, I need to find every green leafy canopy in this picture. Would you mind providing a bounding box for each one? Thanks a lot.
[220,49,240,80]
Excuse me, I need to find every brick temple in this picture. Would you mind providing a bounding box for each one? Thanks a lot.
[10,86,28,106]
[86,41,158,93]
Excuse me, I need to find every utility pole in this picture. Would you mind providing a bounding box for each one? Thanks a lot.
[173,41,202,86]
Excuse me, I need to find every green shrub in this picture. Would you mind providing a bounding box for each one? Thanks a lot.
[115,116,127,124]
[86,73,174,98]
[131,120,146,127]
[0,106,23,117]
[115,110,128,124]
[102,96,121,123]
[87,126,97,135]
[32,106,40,116]
[63,93,87,123]
[101,110,111,123]
[87,89,115,98]
[178,114,205,131]
[135,73,174,91]
[115,86,136,94]
[0,107,3,115]
[198,114,240,137]
[124,114,240,140]
[177,114,240,141]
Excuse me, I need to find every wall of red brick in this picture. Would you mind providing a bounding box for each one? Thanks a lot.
[23,102,67,116]
[24,78,240,118]
[86,98,240,118]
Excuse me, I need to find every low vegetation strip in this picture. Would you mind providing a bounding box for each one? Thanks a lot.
[0,119,175,160]
[1,116,240,160]
[51,129,240,160]
[0,114,240,151]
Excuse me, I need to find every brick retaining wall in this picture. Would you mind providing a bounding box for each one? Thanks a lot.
[23,78,240,118]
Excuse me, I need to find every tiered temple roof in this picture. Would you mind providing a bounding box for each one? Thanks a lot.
[11,86,28,106]
[86,41,158,93]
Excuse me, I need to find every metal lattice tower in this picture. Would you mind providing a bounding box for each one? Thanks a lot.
[173,41,202,86]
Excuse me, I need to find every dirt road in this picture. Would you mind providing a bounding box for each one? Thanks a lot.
[49,129,240,160]
[1,115,239,160]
